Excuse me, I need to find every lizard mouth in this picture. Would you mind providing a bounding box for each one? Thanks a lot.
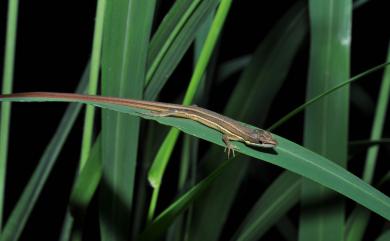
[264,138,278,147]
[245,140,277,148]
[260,142,277,148]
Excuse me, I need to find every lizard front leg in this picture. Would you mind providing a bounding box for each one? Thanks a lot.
[222,134,240,159]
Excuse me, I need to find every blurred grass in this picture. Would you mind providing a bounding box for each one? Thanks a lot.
[375,230,390,241]
[0,0,19,229]
[217,55,251,83]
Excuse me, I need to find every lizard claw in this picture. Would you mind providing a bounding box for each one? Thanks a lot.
[222,134,238,159]
[224,143,237,159]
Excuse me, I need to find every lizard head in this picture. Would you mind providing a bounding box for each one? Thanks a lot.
[246,129,278,148]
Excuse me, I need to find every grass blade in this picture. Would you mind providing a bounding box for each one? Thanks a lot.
[166,13,214,241]
[147,0,231,187]
[145,0,220,100]
[70,135,102,216]
[146,0,232,221]
[362,45,390,184]
[268,61,390,131]
[0,73,88,241]
[147,0,201,84]
[299,1,351,240]
[0,0,19,228]
[0,95,390,221]
[79,0,106,169]
[345,41,390,241]
[58,1,107,239]
[99,0,156,240]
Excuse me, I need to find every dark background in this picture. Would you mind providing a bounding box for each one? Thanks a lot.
[1,0,389,240]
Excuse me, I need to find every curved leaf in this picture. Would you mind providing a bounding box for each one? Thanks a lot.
[0,94,389,221]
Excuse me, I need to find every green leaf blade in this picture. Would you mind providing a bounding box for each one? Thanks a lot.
[145,0,220,100]
[99,0,156,240]
[0,95,389,222]
[79,0,106,169]
[146,0,231,222]
[300,0,352,240]
[0,0,19,228]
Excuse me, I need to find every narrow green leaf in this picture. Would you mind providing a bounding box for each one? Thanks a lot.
[165,136,192,241]
[167,12,214,241]
[147,0,232,221]
[0,73,88,241]
[80,0,106,169]
[0,96,390,222]
[69,135,102,215]
[147,0,230,187]
[145,0,220,100]
[0,0,19,228]
[59,1,106,238]
[131,122,167,240]
[232,172,301,241]
[182,0,230,105]
[362,45,390,184]
[99,0,156,240]
[345,41,390,241]
[268,61,390,131]
[299,1,351,240]
[147,0,201,84]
